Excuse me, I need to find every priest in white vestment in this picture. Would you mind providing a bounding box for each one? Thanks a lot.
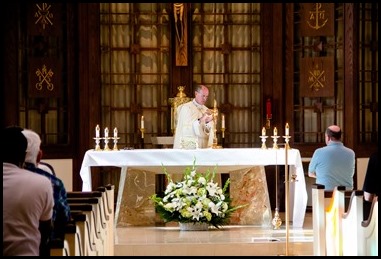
[173,85,215,149]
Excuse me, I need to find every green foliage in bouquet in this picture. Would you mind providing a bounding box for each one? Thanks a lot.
[150,160,247,228]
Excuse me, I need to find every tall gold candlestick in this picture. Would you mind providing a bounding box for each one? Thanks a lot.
[221,114,225,138]
[140,116,144,138]
[211,100,220,148]
[285,141,290,255]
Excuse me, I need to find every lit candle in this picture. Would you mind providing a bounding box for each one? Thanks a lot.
[114,127,118,138]
[221,114,225,128]
[104,127,109,138]
[141,116,144,129]
[273,127,277,136]
[285,123,289,136]
[96,124,100,138]
[262,127,266,136]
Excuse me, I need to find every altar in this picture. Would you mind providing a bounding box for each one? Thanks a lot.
[80,148,308,227]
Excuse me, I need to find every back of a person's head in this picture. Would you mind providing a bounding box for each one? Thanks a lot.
[22,128,42,166]
[3,126,27,165]
[326,125,342,140]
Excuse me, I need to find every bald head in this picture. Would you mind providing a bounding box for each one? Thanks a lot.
[194,85,209,105]
[326,125,342,141]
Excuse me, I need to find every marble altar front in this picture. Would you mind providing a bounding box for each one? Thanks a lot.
[116,166,272,227]
[79,148,307,227]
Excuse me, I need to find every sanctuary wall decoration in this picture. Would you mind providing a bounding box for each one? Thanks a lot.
[300,3,334,37]
[300,56,334,97]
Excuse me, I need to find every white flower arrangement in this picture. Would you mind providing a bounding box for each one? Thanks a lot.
[150,160,246,228]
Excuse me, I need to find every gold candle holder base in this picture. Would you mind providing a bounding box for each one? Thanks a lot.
[272,208,282,229]
[94,137,102,151]
[271,135,280,149]
[140,128,144,139]
[221,128,225,138]
[103,137,111,151]
[259,135,268,149]
[112,137,120,151]
[283,135,291,150]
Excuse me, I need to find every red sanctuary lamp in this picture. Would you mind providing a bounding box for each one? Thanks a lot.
[266,98,272,129]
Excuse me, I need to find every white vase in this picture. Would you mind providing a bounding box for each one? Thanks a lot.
[179,222,209,231]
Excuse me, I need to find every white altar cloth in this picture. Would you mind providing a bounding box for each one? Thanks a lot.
[79,148,308,227]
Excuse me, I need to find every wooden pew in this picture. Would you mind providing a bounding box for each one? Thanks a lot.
[69,204,102,255]
[312,184,326,256]
[68,195,107,255]
[313,184,369,256]
[312,185,348,256]
[96,185,115,256]
[64,221,84,256]
[361,196,378,256]
[105,184,116,256]
[70,211,97,256]
[50,238,70,256]
[325,186,353,256]
[104,184,115,256]
[342,190,364,255]
[66,185,115,256]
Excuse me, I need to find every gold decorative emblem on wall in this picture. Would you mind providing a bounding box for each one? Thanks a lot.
[34,3,54,30]
[28,3,61,36]
[300,3,334,36]
[29,59,61,97]
[35,65,54,91]
[300,57,334,97]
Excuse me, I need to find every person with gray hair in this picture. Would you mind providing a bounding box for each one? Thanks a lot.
[308,125,355,190]
[22,128,71,248]
[22,130,55,175]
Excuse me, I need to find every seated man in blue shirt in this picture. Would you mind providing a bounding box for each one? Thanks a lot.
[308,125,355,190]
[22,128,71,242]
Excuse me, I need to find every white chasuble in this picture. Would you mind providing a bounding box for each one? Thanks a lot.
[173,99,214,149]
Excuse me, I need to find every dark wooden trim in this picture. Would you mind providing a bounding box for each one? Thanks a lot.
[75,3,102,191]
[343,3,358,151]
[284,4,295,145]
[261,4,274,127]
[2,2,20,128]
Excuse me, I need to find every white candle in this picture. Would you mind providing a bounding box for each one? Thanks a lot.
[285,123,289,136]
[141,116,144,129]
[222,114,225,128]
[273,127,277,136]
[262,127,266,136]
[214,99,217,109]
[114,127,118,138]
[104,127,109,138]
[96,124,100,138]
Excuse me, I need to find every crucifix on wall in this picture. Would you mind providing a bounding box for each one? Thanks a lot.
[173,3,188,66]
